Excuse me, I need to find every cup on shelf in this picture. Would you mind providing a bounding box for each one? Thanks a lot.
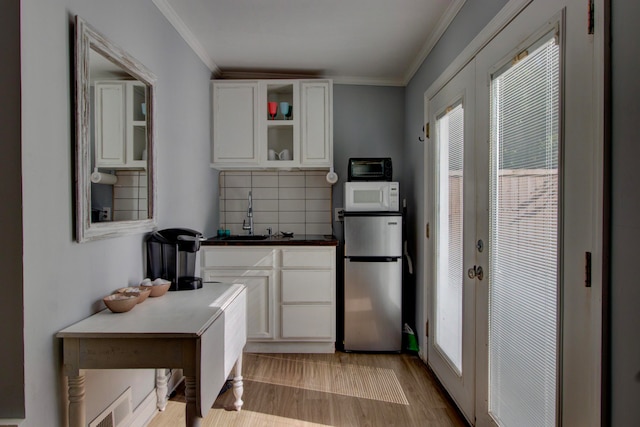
[268,149,277,160]
[267,102,278,120]
[279,102,290,120]
[278,149,291,161]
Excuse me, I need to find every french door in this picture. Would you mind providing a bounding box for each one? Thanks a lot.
[426,0,602,425]
[426,60,476,420]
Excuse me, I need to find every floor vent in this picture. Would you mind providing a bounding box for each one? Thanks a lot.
[89,387,132,427]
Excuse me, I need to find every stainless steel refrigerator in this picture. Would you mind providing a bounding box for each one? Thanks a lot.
[343,212,402,352]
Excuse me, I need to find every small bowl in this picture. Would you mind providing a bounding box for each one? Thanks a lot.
[115,286,151,304]
[103,294,138,313]
[140,280,171,297]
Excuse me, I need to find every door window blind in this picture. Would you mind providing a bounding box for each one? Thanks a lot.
[488,32,560,426]
[435,102,464,374]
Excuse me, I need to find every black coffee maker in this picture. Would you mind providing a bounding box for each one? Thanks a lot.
[146,228,203,291]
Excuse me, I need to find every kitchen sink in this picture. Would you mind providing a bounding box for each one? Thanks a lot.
[220,235,270,241]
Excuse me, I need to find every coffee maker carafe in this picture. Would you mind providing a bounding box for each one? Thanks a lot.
[146,228,203,291]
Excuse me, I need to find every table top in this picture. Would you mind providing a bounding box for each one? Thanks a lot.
[56,282,244,339]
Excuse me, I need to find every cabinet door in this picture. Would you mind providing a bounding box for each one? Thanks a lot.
[300,81,331,167]
[212,82,260,165]
[202,269,273,340]
[281,270,333,303]
[281,305,333,339]
[95,82,126,167]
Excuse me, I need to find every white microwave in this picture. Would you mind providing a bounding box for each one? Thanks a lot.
[344,182,400,212]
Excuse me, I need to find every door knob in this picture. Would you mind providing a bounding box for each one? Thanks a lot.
[467,265,484,280]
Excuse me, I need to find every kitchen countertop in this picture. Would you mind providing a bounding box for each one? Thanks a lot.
[203,234,339,246]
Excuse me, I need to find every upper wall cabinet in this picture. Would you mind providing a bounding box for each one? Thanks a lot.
[94,80,147,169]
[211,79,332,169]
[211,81,260,165]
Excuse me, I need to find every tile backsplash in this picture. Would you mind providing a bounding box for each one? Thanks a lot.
[112,170,148,221]
[219,171,333,236]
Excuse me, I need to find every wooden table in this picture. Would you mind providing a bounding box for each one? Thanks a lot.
[57,282,247,427]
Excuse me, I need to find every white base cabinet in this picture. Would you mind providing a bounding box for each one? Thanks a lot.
[201,246,336,353]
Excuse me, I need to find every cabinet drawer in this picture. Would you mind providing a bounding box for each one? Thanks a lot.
[202,248,275,268]
[281,248,334,268]
[281,305,333,339]
[281,270,333,303]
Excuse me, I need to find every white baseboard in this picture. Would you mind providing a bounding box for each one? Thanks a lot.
[128,390,158,427]
[129,371,187,427]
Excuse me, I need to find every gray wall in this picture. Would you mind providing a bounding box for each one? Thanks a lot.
[403,0,509,352]
[332,84,405,240]
[610,0,640,423]
[0,0,24,419]
[13,0,216,425]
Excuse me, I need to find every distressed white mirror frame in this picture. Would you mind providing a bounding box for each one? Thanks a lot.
[74,16,157,242]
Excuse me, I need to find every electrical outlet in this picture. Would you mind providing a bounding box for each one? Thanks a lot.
[334,207,344,222]
[99,207,111,222]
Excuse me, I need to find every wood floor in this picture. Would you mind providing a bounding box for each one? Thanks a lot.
[147,352,468,427]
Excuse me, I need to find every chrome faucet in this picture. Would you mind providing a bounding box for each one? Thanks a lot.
[242,190,254,235]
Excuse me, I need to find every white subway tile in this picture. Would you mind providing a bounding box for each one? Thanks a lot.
[225,199,250,212]
[252,187,279,199]
[114,175,138,186]
[278,187,305,200]
[279,211,305,223]
[113,210,138,221]
[252,173,278,188]
[225,174,252,188]
[226,211,249,223]
[305,187,331,200]
[226,187,252,200]
[279,199,305,211]
[114,198,139,211]
[306,199,332,211]
[253,199,279,211]
[306,223,332,235]
[306,174,330,188]
[278,174,305,188]
[306,211,331,223]
[253,211,278,223]
[113,187,139,199]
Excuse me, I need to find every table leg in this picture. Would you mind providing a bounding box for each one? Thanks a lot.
[184,376,201,427]
[155,369,169,411]
[67,373,85,427]
[232,353,244,411]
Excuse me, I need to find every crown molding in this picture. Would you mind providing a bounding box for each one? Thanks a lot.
[152,0,220,75]
[402,0,467,86]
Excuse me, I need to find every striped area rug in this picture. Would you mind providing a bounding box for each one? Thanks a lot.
[244,354,409,405]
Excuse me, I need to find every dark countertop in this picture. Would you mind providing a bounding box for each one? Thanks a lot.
[202,234,339,247]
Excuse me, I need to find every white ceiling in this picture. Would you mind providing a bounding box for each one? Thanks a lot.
[153,0,466,86]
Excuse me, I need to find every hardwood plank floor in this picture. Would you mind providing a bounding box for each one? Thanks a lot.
[147,352,469,427]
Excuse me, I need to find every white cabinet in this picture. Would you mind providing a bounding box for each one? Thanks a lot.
[94,80,147,169]
[280,248,335,340]
[211,79,332,170]
[300,81,332,167]
[201,245,336,353]
[211,82,259,165]
[201,248,275,340]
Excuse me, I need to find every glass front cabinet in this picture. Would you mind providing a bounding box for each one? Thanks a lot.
[211,79,332,169]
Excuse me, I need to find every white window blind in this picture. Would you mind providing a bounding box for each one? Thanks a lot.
[488,32,560,427]
[435,102,464,374]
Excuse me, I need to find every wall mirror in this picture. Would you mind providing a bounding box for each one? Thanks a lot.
[74,16,157,242]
